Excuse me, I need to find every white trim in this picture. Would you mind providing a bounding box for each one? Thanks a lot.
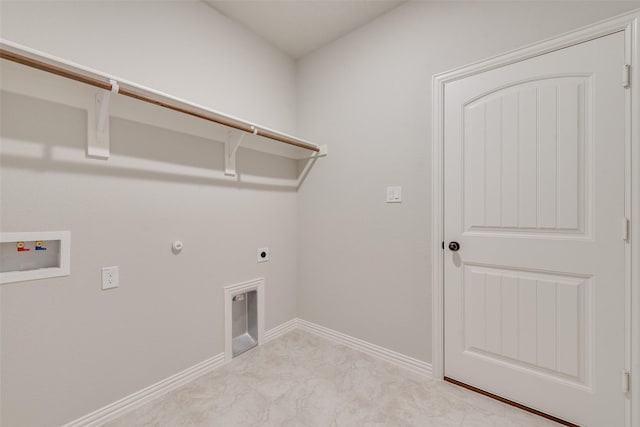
[62,318,431,425]
[297,319,432,377]
[629,14,640,427]
[431,65,445,381]
[223,277,265,362]
[0,38,320,159]
[431,8,640,427]
[62,353,224,427]
[63,318,290,426]
[266,318,432,377]
[264,317,298,343]
[433,8,640,86]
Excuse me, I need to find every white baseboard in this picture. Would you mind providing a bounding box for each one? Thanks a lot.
[297,318,432,378]
[264,317,298,342]
[63,353,225,427]
[265,318,431,378]
[63,318,299,426]
[64,317,430,425]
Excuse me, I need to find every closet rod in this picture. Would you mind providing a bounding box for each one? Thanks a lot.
[0,48,320,153]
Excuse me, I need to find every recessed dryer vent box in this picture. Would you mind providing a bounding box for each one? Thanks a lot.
[231,290,258,357]
[224,278,265,362]
[0,231,71,284]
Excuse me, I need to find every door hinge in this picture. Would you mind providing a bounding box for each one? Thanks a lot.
[622,370,630,393]
[623,64,631,89]
[623,218,630,242]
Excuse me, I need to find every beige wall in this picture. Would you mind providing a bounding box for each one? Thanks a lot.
[2,1,640,426]
[296,1,639,363]
[0,0,297,134]
[0,1,299,426]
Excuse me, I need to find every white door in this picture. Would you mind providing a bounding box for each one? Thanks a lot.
[444,31,627,426]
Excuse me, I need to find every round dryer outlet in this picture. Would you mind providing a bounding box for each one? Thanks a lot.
[257,247,269,263]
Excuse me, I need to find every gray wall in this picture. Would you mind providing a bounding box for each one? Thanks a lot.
[0,1,298,426]
[0,0,297,133]
[1,1,639,425]
[296,1,639,363]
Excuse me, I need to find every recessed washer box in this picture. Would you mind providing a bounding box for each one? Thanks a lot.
[0,231,71,285]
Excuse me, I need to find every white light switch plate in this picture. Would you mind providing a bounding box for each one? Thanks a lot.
[102,266,119,290]
[386,186,402,203]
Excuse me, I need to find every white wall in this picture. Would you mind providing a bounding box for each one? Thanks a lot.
[0,0,296,134]
[3,1,640,425]
[0,1,298,426]
[296,1,639,363]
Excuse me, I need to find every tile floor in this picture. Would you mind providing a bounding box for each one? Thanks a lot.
[104,330,562,427]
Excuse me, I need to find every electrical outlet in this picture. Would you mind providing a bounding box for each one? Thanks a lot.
[257,248,269,263]
[102,266,119,290]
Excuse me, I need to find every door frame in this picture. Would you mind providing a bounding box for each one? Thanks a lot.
[431,9,640,426]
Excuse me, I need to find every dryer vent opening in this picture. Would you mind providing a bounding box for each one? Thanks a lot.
[224,278,264,362]
[231,290,258,357]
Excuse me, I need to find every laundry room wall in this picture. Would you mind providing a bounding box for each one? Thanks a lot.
[296,0,639,364]
[0,1,299,425]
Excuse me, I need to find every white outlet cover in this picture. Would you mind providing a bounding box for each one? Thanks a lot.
[102,266,119,290]
[386,186,402,203]
[257,248,269,263]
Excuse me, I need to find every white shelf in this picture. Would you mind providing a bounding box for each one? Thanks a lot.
[0,39,327,174]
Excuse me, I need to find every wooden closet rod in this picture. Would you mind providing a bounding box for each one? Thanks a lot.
[0,48,320,153]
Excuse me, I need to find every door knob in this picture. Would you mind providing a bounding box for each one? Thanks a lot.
[448,241,460,251]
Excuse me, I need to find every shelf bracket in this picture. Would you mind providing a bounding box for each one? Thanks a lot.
[224,128,250,176]
[88,79,119,159]
[298,144,329,160]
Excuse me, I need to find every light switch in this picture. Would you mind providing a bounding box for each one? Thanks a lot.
[386,186,402,203]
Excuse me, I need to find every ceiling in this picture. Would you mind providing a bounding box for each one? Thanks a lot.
[205,0,406,59]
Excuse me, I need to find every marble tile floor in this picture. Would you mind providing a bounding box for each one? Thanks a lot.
[104,330,562,427]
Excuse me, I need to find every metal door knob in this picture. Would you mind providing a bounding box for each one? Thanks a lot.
[448,241,460,251]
